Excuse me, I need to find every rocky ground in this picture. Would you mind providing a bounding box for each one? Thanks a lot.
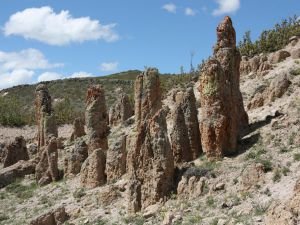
[0,23,300,225]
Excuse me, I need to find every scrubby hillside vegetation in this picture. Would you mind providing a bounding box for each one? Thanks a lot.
[0,15,299,225]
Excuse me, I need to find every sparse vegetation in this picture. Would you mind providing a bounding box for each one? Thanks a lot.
[272,169,282,182]
[290,68,300,76]
[238,15,300,57]
[293,153,300,161]
[5,180,37,200]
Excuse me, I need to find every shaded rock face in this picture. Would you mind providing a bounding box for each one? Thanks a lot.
[127,68,174,213]
[35,84,58,150]
[265,179,300,225]
[3,136,29,168]
[70,118,85,142]
[64,140,88,178]
[171,88,202,165]
[109,93,134,127]
[0,159,36,188]
[85,85,109,154]
[80,148,106,188]
[35,138,59,186]
[30,206,68,225]
[199,16,248,159]
[247,74,291,110]
[106,133,127,183]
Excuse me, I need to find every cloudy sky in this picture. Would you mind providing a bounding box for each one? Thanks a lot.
[0,0,299,89]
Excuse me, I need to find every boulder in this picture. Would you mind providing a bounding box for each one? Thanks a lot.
[3,136,29,168]
[270,50,291,64]
[0,159,36,188]
[30,206,68,225]
[291,48,300,59]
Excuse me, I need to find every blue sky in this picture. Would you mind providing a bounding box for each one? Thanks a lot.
[0,0,299,89]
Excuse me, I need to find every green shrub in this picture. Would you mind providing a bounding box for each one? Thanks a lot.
[238,15,300,57]
[255,159,273,172]
[290,68,300,76]
[0,96,26,127]
[272,169,282,182]
[293,153,300,161]
[6,180,37,199]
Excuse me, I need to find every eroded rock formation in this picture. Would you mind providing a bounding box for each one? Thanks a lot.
[109,93,133,127]
[3,136,29,168]
[30,206,68,225]
[199,16,248,159]
[64,140,88,178]
[80,148,106,188]
[126,68,174,213]
[70,118,85,142]
[106,132,127,183]
[35,84,57,150]
[85,85,109,154]
[170,88,202,165]
[35,138,59,186]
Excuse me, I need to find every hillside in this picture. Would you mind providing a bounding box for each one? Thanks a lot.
[0,70,189,126]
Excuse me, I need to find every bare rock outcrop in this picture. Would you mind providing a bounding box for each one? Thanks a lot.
[247,74,291,109]
[80,148,106,188]
[265,179,300,225]
[85,85,109,154]
[0,159,36,188]
[35,138,59,186]
[30,206,68,225]
[126,68,174,212]
[270,50,291,64]
[3,136,29,168]
[240,55,272,76]
[35,84,58,150]
[106,132,127,183]
[70,118,85,142]
[199,16,248,159]
[109,93,133,127]
[64,140,88,178]
[177,176,206,199]
[171,88,202,165]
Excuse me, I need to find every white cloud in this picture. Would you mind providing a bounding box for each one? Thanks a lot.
[4,6,119,46]
[212,0,240,16]
[69,71,94,78]
[100,62,118,72]
[37,72,63,82]
[185,8,197,16]
[0,69,34,89]
[0,48,62,89]
[162,3,177,13]
[0,48,61,72]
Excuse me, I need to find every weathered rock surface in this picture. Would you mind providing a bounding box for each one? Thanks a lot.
[30,206,68,225]
[170,88,202,165]
[240,55,272,76]
[270,50,291,64]
[35,84,57,150]
[3,136,29,168]
[70,118,85,142]
[291,48,300,59]
[127,68,174,212]
[85,85,109,154]
[109,93,133,127]
[247,74,291,109]
[177,176,206,199]
[265,179,300,225]
[106,132,127,183]
[64,140,88,178]
[240,163,265,190]
[0,159,36,188]
[35,138,59,186]
[80,148,106,188]
[199,16,248,159]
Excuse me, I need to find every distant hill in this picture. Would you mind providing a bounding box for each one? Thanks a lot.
[0,70,191,126]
